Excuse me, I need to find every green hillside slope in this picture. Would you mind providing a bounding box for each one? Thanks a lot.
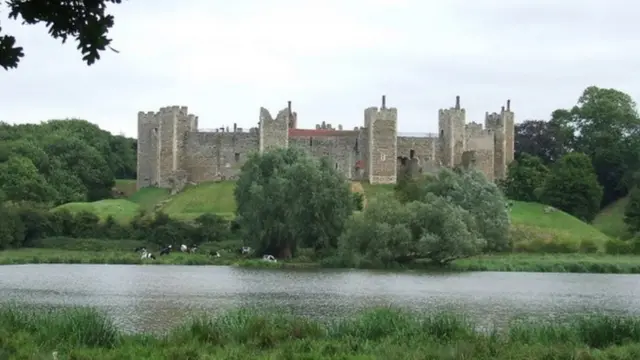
[593,196,631,239]
[54,199,141,223]
[55,180,615,251]
[510,201,610,249]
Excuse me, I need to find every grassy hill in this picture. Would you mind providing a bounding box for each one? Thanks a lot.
[160,181,237,220]
[593,196,631,239]
[128,187,170,211]
[113,179,137,197]
[54,199,141,224]
[510,201,610,250]
[56,179,616,250]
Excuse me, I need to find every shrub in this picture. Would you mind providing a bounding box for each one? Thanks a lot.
[605,239,633,255]
[624,186,640,234]
[579,239,600,254]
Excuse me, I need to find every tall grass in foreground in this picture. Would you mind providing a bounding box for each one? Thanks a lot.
[3,306,640,359]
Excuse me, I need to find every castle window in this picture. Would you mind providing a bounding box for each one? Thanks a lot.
[380,153,386,161]
[354,139,359,154]
[335,163,339,170]
[234,153,240,162]
[152,128,158,135]
[439,130,444,137]
[309,137,313,146]
[409,149,415,159]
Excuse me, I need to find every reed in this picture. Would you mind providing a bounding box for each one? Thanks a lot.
[3,305,640,359]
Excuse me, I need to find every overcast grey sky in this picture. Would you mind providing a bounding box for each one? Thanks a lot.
[2,0,638,137]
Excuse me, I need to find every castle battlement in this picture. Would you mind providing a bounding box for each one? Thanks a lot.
[137,95,515,190]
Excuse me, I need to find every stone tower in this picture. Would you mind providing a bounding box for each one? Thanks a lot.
[438,96,466,167]
[259,101,291,153]
[485,99,515,180]
[366,95,398,184]
[136,106,197,190]
[137,110,159,189]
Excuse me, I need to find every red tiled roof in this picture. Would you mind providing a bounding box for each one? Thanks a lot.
[288,128,358,137]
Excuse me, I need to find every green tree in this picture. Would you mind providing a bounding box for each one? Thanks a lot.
[501,154,550,202]
[405,169,511,252]
[43,135,115,201]
[1,0,122,70]
[0,119,136,204]
[624,186,640,234]
[0,156,55,203]
[515,119,573,164]
[0,204,24,249]
[338,192,486,268]
[234,148,354,258]
[540,152,603,222]
[551,86,640,206]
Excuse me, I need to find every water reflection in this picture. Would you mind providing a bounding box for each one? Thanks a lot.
[1,265,640,333]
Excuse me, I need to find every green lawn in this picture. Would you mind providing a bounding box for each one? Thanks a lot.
[53,199,141,223]
[113,179,137,196]
[593,196,631,239]
[128,186,171,211]
[159,181,237,219]
[510,201,610,247]
[360,182,395,201]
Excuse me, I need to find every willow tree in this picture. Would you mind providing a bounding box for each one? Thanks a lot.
[234,148,354,258]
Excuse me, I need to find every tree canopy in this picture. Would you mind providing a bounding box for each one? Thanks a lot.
[339,168,510,268]
[514,86,640,219]
[234,147,355,259]
[1,0,122,70]
[540,153,603,223]
[0,119,136,205]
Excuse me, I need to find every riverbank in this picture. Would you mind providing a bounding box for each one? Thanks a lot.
[2,248,640,273]
[2,305,640,359]
[451,253,640,273]
[0,248,320,268]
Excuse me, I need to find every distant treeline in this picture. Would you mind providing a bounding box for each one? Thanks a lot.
[0,119,137,205]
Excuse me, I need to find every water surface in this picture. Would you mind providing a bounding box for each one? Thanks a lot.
[1,264,639,333]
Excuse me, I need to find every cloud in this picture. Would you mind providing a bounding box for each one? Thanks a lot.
[1,0,638,136]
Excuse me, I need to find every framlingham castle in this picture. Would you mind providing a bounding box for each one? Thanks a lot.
[136,96,515,191]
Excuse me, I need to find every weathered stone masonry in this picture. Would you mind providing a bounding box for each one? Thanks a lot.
[136,96,515,190]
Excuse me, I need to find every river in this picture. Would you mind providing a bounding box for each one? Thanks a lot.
[1,264,639,333]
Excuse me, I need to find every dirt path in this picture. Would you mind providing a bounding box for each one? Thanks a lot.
[350,181,367,209]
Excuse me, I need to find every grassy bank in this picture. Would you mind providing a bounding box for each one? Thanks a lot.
[0,248,322,268]
[3,306,640,359]
[3,245,640,274]
[452,253,640,274]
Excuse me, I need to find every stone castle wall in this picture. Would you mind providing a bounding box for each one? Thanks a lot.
[136,96,516,191]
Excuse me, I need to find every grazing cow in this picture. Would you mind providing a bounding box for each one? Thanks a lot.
[262,254,277,263]
[208,250,220,257]
[180,244,188,252]
[189,245,198,254]
[134,247,145,253]
[240,246,252,255]
[140,249,156,260]
[159,245,172,256]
